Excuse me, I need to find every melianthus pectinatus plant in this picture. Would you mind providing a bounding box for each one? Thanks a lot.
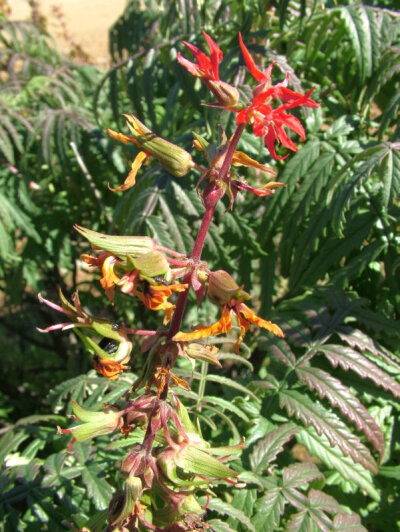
[37,31,344,531]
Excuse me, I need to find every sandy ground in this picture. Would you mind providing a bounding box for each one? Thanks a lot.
[10,0,128,65]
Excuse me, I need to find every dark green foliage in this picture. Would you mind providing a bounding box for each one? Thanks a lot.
[1,1,400,530]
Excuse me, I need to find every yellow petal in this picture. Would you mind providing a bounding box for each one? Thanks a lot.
[108,151,149,192]
[232,150,277,175]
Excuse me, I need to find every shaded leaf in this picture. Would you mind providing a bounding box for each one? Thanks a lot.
[207,498,255,532]
[250,423,299,474]
[252,488,285,532]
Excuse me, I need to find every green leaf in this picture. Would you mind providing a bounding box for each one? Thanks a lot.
[283,463,324,489]
[279,389,377,472]
[252,488,285,532]
[339,6,380,83]
[81,463,114,510]
[296,428,379,500]
[207,498,256,532]
[296,365,384,456]
[250,423,299,474]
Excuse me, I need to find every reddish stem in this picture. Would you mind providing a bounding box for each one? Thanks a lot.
[219,123,245,181]
[167,123,245,340]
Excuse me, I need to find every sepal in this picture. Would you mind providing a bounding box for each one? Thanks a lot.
[75,225,155,259]
[58,400,123,442]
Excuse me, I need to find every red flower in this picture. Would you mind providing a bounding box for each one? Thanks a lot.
[178,30,222,81]
[237,33,319,159]
[178,31,240,109]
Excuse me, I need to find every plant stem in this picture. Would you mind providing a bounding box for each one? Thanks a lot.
[167,198,218,338]
[167,123,245,339]
[219,123,245,181]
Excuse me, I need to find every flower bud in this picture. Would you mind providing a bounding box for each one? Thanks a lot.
[206,79,241,109]
[108,475,143,529]
[208,270,249,306]
[75,225,155,260]
[129,251,170,280]
[157,441,236,485]
[185,343,221,367]
[121,444,155,488]
[58,400,123,442]
[124,114,194,178]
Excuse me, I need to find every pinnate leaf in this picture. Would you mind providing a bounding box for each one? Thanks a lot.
[279,389,377,472]
[296,365,384,457]
[250,423,299,474]
[283,463,323,489]
[296,428,379,500]
[319,344,400,398]
[252,488,285,532]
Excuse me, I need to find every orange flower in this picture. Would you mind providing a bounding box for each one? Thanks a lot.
[173,301,283,352]
[82,252,121,301]
[151,366,190,396]
[93,357,128,380]
[133,282,188,325]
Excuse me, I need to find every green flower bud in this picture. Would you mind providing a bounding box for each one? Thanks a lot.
[208,270,249,306]
[129,251,170,281]
[185,343,221,367]
[124,114,194,178]
[75,225,155,259]
[58,400,123,442]
[108,476,143,529]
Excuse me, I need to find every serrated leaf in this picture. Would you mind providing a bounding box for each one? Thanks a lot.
[250,423,299,473]
[296,365,384,457]
[308,489,344,514]
[252,488,285,532]
[264,337,296,368]
[259,139,321,246]
[283,487,333,532]
[296,428,379,500]
[207,498,256,532]
[283,463,324,489]
[285,510,315,532]
[340,7,378,83]
[319,344,400,398]
[279,389,377,472]
[332,512,367,531]
[81,463,114,510]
